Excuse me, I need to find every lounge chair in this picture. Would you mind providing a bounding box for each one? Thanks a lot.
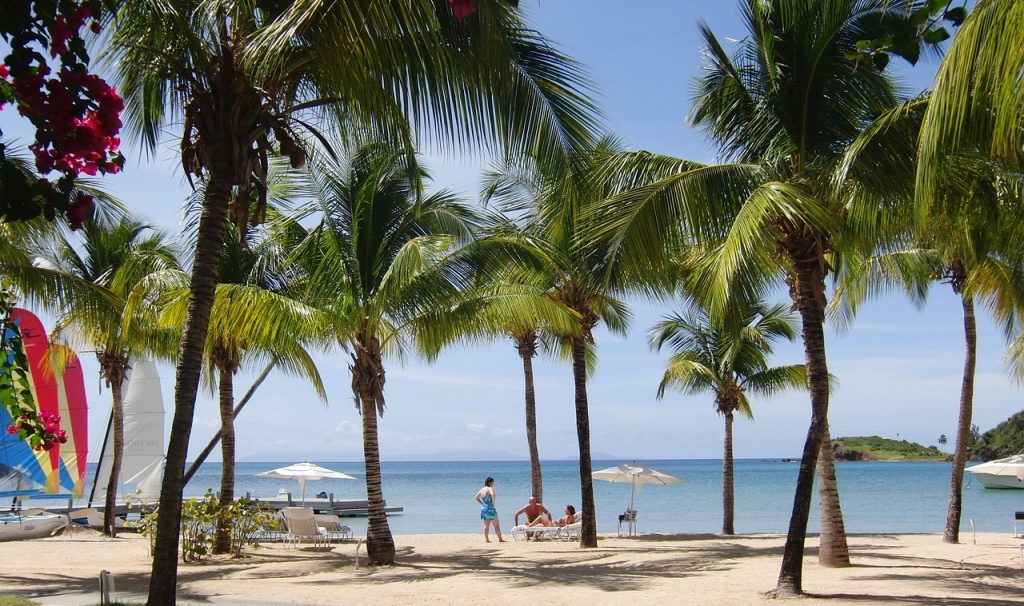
[510,522,562,542]
[281,507,329,549]
[314,513,353,543]
[559,512,583,541]
[511,512,583,542]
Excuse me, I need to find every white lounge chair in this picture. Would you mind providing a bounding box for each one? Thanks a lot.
[511,512,583,541]
[314,513,353,543]
[281,507,329,549]
[559,512,583,541]
[510,523,563,541]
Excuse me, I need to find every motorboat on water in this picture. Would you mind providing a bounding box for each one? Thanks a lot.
[0,513,68,542]
[965,453,1024,489]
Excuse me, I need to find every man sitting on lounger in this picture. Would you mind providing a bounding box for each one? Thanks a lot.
[513,496,551,539]
[513,496,551,527]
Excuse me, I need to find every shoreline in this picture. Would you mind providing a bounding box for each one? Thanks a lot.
[2,528,1022,605]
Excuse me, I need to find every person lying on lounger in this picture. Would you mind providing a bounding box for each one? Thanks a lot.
[527,504,576,527]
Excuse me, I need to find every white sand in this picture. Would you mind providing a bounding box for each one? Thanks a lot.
[2,528,1022,605]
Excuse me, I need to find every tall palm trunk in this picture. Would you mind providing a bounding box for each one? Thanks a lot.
[516,331,543,502]
[817,426,849,566]
[570,334,597,548]
[99,352,128,537]
[775,252,832,597]
[944,287,976,543]
[722,408,735,535]
[354,333,395,564]
[148,171,232,605]
[213,343,238,555]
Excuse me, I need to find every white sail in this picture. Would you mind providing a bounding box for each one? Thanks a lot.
[91,359,165,503]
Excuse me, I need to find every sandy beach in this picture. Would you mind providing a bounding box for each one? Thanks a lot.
[1,528,1022,605]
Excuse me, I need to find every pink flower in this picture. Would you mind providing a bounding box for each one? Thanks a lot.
[67,192,93,230]
[49,16,72,58]
[6,424,18,435]
[448,0,477,21]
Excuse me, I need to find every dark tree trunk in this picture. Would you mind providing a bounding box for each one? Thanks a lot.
[99,354,127,538]
[360,384,395,564]
[722,409,734,535]
[570,335,597,548]
[354,332,395,565]
[816,426,850,566]
[516,331,543,502]
[213,347,237,555]
[183,360,276,486]
[944,292,976,543]
[774,258,832,598]
[148,171,232,605]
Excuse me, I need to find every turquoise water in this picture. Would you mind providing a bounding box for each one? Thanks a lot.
[172,459,1021,538]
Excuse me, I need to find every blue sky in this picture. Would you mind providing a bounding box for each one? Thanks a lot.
[3,1,1020,463]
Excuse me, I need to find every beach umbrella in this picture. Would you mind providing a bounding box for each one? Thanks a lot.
[256,462,356,505]
[593,461,683,533]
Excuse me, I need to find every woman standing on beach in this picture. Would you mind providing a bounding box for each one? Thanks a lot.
[475,477,505,542]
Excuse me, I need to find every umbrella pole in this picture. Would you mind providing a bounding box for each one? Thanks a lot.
[300,478,306,507]
[629,479,636,536]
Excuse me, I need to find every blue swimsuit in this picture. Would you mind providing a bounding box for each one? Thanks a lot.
[480,493,497,521]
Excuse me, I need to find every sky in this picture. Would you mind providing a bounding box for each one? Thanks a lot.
[3,1,1020,464]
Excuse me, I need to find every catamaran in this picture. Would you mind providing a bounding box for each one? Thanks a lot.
[1,308,88,540]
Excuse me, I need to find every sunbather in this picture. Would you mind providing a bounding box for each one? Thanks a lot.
[527,505,576,527]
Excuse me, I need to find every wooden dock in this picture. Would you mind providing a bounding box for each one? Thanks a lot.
[17,492,402,519]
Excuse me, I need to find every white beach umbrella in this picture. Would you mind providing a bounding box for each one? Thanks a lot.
[256,462,356,505]
[593,461,684,514]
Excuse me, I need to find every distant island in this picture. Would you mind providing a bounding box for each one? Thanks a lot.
[832,436,949,461]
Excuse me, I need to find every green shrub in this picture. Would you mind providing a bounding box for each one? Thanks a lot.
[137,490,273,561]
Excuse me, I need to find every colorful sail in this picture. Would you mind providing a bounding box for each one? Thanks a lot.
[0,309,88,496]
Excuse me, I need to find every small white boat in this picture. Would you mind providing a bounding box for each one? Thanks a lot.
[0,513,68,542]
[966,453,1024,489]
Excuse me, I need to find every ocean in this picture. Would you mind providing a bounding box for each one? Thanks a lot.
[171,459,1022,538]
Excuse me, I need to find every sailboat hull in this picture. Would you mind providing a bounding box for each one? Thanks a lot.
[0,514,67,542]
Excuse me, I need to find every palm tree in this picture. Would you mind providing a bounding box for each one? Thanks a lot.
[595,0,926,593]
[104,1,597,597]
[284,140,487,565]
[132,219,329,554]
[917,0,1024,206]
[834,88,1024,543]
[482,138,632,548]
[24,214,180,536]
[651,300,807,535]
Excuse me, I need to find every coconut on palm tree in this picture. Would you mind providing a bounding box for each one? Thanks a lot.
[104,1,597,597]
[651,299,807,535]
[595,0,931,593]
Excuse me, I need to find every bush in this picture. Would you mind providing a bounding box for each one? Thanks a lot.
[137,490,273,562]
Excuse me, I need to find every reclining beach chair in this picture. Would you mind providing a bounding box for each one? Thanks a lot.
[510,522,562,541]
[558,512,584,541]
[281,507,329,549]
[314,513,353,543]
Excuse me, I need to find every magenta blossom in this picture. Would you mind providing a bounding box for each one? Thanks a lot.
[448,0,477,21]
